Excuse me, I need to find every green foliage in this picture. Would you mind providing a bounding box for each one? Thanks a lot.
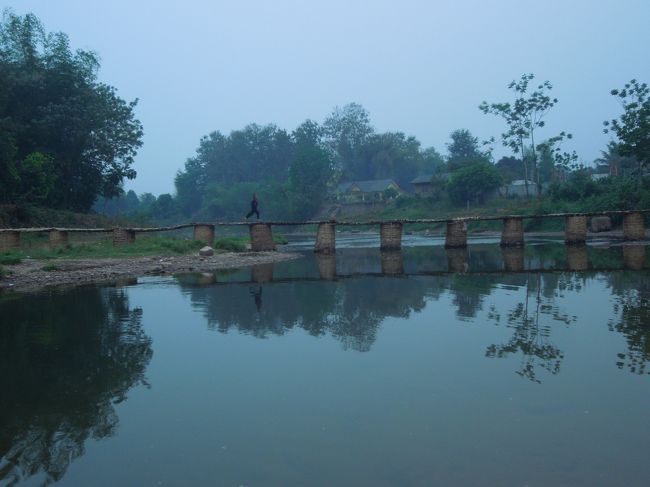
[323,102,374,169]
[447,161,502,205]
[214,237,247,252]
[0,253,22,265]
[495,156,524,183]
[595,142,638,177]
[0,10,142,211]
[480,74,575,188]
[446,129,489,170]
[4,236,205,260]
[604,79,650,173]
[287,146,334,219]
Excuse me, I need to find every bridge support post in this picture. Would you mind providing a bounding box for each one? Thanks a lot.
[0,230,20,250]
[623,245,645,270]
[250,223,276,251]
[316,253,337,280]
[623,212,646,240]
[315,222,336,253]
[113,228,135,246]
[380,222,403,250]
[565,215,587,244]
[193,224,215,246]
[445,220,467,248]
[502,247,524,272]
[381,250,404,275]
[48,230,69,247]
[501,217,524,247]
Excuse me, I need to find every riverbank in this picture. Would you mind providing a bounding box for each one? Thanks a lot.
[0,251,301,293]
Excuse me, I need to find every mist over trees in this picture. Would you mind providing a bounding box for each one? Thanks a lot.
[0,10,143,211]
[165,102,445,222]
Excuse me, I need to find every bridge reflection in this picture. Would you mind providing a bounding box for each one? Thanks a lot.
[174,243,650,384]
[176,243,648,287]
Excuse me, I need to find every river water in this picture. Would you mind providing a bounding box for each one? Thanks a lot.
[1,237,650,486]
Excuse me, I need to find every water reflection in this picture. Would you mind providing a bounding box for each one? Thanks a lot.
[2,242,650,486]
[608,271,650,374]
[486,273,576,383]
[0,288,152,486]
[177,243,650,381]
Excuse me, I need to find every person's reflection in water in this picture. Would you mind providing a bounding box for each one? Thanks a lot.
[249,285,263,311]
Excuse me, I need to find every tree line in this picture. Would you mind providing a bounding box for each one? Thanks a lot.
[2,11,650,223]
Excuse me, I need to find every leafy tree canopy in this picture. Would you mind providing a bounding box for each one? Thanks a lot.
[0,10,143,211]
[604,79,650,175]
[447,161,502,205]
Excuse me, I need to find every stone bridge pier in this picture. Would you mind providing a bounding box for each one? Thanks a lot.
[445,220,467,248]
[0,230,21,250]
[193,224,215,246]
[315,222,336,253]
[623,212,646,240]
[112,228,135,246]
[501,217,524,247]
[250,223,276,251]
[565,215,587,245]
[49,230,69,247]
[380,222,403,250]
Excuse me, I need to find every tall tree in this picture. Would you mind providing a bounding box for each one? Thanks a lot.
[604,79,650,177]
[0,10,143,210]
[287,146,333,219]
[480,74,573,196]
[446,129,488,171]
[323,102,374,174]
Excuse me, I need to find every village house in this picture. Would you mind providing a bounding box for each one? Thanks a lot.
[332,179,403,203]
[410,174,434,196]
[501,179,539,197]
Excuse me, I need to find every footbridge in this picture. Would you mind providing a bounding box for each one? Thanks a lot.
[0,209,648,252]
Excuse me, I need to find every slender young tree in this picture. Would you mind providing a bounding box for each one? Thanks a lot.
[480,74,573,196]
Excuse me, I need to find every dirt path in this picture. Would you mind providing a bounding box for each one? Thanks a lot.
[0,251,301,293]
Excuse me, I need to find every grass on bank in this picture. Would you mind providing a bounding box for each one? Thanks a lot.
[0,233,290,264]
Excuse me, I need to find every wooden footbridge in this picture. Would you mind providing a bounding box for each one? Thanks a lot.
[0,209,648,252]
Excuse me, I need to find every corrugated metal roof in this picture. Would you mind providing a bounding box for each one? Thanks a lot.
[334,179,400,193]
[510,179,537,186]
[410,174,434,184]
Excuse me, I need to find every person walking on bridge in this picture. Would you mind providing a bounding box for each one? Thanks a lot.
[246,193,260,220]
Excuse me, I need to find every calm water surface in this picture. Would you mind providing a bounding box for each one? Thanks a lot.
[1,240,650,486]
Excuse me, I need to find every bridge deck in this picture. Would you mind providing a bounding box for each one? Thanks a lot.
[1,209,649,233]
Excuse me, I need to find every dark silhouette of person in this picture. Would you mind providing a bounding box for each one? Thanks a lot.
[249,286,263,311]
[246,193,260,220]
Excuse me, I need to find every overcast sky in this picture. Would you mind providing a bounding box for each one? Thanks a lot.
[11,0,650,195]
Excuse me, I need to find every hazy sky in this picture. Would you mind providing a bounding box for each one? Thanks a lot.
[11,0,650,194]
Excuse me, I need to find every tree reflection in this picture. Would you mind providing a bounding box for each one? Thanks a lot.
[485,273,576,383]
[180,275,433,352]
[0,287,152,486]
[178,246,650,380]
[607,272,650,374]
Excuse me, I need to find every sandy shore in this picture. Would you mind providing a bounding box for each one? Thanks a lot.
[0,251,302,293]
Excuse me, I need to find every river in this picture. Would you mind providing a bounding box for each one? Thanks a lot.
[1,237,649,486]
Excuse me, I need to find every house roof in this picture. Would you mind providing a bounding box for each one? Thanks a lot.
[509,179,538,186]
[335,179,401,193]
[410,174,433,184]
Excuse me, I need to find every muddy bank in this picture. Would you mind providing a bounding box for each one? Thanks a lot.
[1,251,301,293]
